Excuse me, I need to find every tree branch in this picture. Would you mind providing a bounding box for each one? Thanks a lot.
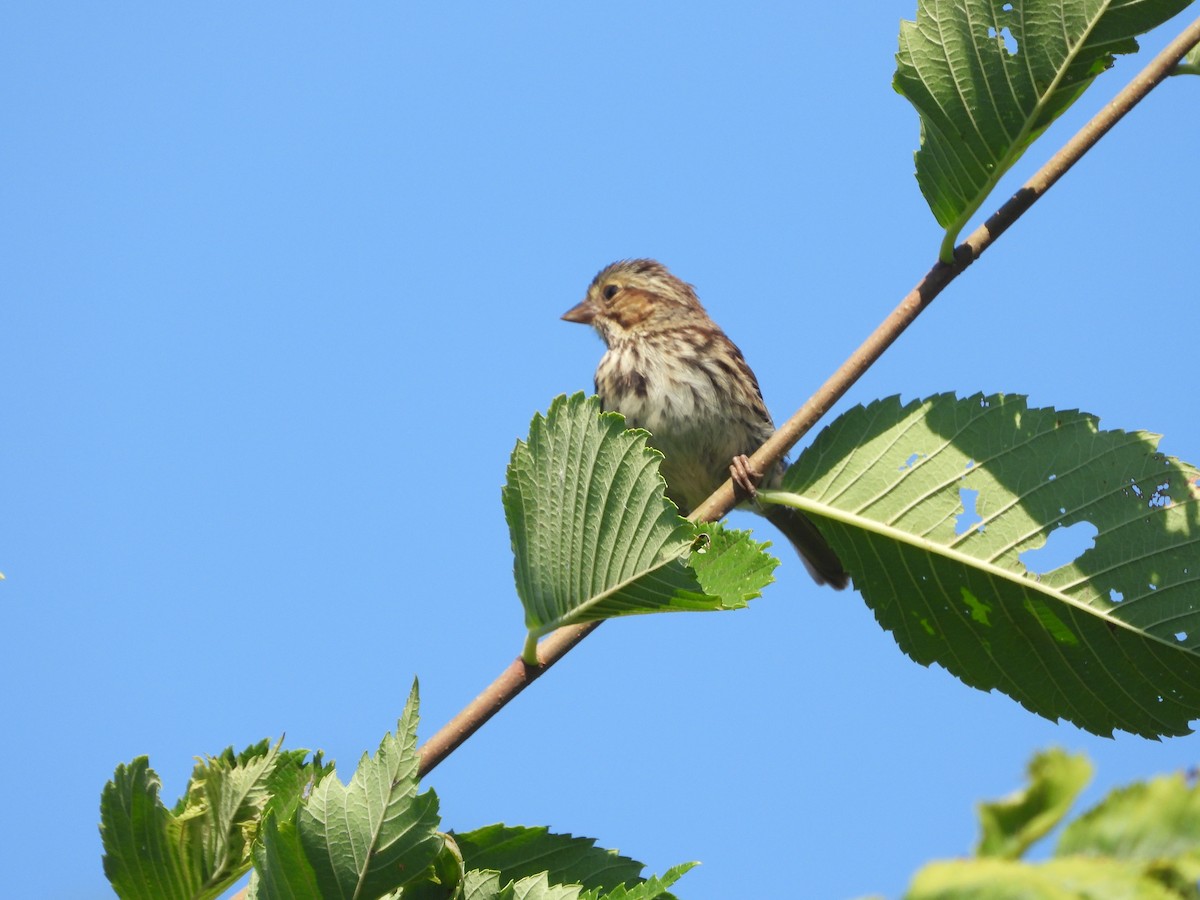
[417,623,598,778]
[692,13,1200,525]
[415,16,1200,781]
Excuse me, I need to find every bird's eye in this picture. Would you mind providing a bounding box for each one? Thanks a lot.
[602,284,620,301]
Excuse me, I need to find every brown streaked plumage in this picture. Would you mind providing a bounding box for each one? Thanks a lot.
[563,259,848,589]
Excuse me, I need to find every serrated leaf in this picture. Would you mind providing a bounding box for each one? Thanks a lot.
[395,834,466,900]
[249,811,322,900]
[465,870,506,900]
[579,862,697,900]
[1057,770,1200,871]
[260,747,336,827]
[101,740,315,900]
[774,393,1200,738]
[690,523,779,604]
[100,758,200,900]
[504,394,777,652]
[460,870,582,900]
[176,740,290,888]
[453,825,646,893]
[284,681,443,899]
[894,0,1192,256]
[977,749,1093,859]
[509,873,583,900]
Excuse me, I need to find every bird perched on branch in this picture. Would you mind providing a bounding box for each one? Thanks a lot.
[562,259,847,589]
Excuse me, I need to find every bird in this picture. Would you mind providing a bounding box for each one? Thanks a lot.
[562,259,847,589]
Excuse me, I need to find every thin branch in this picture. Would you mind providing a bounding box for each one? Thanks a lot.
[694,14,1200,524]
[415,16,1200,781]
[417,623,597,777]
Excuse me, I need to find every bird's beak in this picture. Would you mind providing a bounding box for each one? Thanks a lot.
[561,297,596,324]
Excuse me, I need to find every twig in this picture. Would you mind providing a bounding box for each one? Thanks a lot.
[415,16,1200,781]
[417,623,598,777]
[693,13,1200,524]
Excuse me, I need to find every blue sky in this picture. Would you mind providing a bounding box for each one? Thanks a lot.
[3,4,1198,898]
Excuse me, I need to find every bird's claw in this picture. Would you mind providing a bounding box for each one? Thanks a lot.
[730,454,763,501]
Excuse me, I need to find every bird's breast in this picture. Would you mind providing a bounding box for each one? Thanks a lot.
[594,341,758,512]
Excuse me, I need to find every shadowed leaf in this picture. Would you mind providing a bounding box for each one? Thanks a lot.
[772,393,1200,738]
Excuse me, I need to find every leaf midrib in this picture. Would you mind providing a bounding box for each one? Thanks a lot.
[530,541,695,638]
[941,0,1115,254]
[757,488,1187,653]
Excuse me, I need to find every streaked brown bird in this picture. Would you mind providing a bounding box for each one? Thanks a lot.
[562,259,847,589]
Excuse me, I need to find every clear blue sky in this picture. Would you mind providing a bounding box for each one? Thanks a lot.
[3,4,1198,898]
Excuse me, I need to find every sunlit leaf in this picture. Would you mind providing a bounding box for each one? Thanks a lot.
[772,393,1200,738]
[907,856,1179,899]
[253,681,443,899]
[894,0,1192,257]
[1057,770,1200,876]
[101,740,318,900]
[977,749,1093,859]
[505,394,776,658]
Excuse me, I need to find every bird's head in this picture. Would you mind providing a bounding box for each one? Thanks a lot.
[562,259,704,345]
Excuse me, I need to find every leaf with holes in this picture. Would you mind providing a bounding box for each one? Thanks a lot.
[763,393,1200,738]
[894,0,1193,259]
[504,394,777,662]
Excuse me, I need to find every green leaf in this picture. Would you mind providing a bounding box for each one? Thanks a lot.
[454,825,693,900]
[259,746,336,828]
[299,682,443,897]
[247,811,322,900]
[1057,770,1200,874]
[255,681,444,899]
[903,751,1200,897]
[453,825,646,893]
[579,862,697,900]
[689,522,780,605]
[977,749,1093,859]
[507,873,583,900]
[101,740,317,900]
[1176,41,1200,75]
[894,0,1192,258]
[100,757,199,900]
[396,834,466,900]
[505,394,777,658]
[775,393,1200,738]
[460,871,582,900]
[464,870,506,900]
[906,856,1181,899]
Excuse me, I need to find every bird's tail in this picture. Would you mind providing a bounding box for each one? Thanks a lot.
[764,506,849,590]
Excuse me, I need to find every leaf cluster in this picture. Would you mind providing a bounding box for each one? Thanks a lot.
[100,684,692,900]
[905,749,1200,899]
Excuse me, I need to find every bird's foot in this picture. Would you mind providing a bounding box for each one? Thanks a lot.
[730,454,763,502]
